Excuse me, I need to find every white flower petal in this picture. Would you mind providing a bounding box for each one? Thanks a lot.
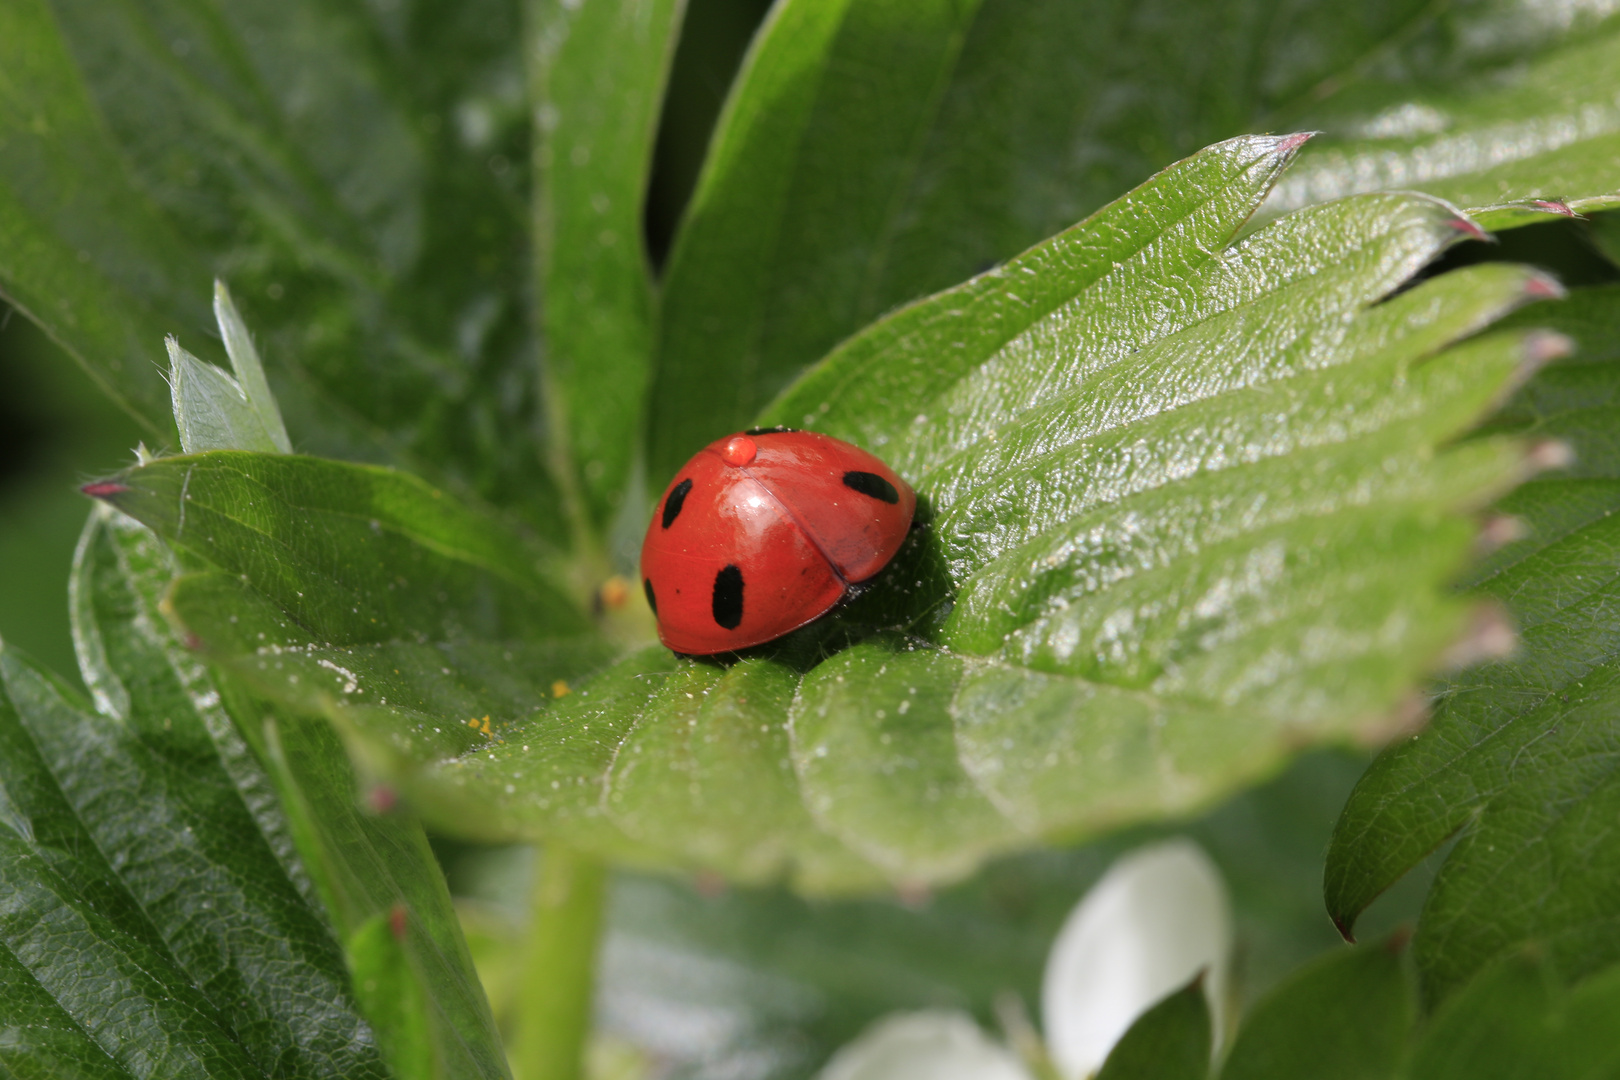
[1041,839,1231,1080]
[814,1011,1033,1080]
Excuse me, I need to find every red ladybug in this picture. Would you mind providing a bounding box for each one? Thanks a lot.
[640,428,917,655]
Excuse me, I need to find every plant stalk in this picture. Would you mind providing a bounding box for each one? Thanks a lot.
[516,844,609,1080]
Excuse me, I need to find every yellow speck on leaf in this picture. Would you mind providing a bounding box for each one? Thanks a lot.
[598,575,631,610]
[552,680,571,699]
[480,715,492,735]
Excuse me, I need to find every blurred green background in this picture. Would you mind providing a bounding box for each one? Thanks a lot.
[0,306,143,684]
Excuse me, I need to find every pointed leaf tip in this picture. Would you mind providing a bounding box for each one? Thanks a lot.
[1447,217,1492,242]
[80,481,129,498]
[211,280,293,454]
[1276,131,1316,154]
[1476,515,1527,555]
[1522,329,1573,367]
[1522,274,1567,302]
[1528,439,1576,472]
[1439,605,1518,671]
[368,786,399,815]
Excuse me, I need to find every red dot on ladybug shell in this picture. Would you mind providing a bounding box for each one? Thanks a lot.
[720,436,757,466]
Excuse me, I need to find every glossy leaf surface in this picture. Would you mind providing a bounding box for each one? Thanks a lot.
[1325,285,1620,1001]
[104,138,1550,890]
[649,0,1619,479]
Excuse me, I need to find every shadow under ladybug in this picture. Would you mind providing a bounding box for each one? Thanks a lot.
[640,429,952,665]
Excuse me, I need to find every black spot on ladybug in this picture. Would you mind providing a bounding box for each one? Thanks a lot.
[643,578,657,616]
[662,478,693,528]
[843,470,900,504]
[743,426,798,436]
[712,565,744,629]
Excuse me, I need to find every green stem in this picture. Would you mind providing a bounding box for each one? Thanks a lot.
[516,844,609,1080]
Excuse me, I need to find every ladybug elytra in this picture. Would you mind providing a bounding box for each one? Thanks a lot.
[640,428,917,654]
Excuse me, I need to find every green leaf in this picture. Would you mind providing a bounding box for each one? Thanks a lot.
[0,0,568,536]
[214,280,293,455]
[99,452,585,642]
[532,0,685,533]
[1270,22,1620,231]
[1095,977,1212,1080]
[0,596,387,1074]
[87,451,608,775]
[1218,940,1413,1080]
[348,910,434,1080]
[69,504,512,1080]
[1402,952,1620,1080]
[1324,285,1620,1001]
[115,140,1553,890]
[1591,211,1620,266]
[648,0,1618,477]
[167,336,284,455]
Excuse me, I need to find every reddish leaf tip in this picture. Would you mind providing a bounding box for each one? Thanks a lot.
[1528,439,1576,473]
[389,904,408,941]
[367,786,399,814]
[1382,925,1414,954]
[1332,913,1358,944]
[1531,199,1577,217]
[1276,131,1316,154]
[1521,273,1567,302]
[1447,217,1490,242]
[1522,331,1574,371]
[81,482,130,498]
[1442,604,1518,670]
[1476,514,1527,555]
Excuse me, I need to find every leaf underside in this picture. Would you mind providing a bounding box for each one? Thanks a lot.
[98,136,1558,891]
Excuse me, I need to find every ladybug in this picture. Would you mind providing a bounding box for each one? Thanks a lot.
[640,428,917,655]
